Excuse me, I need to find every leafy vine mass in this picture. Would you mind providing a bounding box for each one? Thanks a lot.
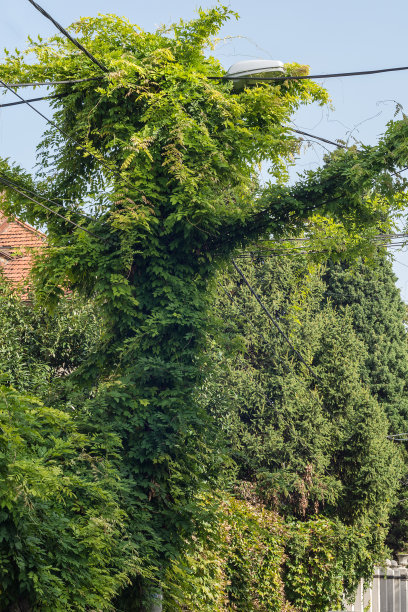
[1,4,408,608]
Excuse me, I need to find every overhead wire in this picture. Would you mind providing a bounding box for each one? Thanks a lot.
[0,78,145,199]
[387,433,408,441]
[0,173,102,240]
[0,177,99,223]
[235,232,408,259]
[231,258,319,379]
[259,232,408,243]
[0,93,67,108]
[289,128,348,149]
[26,0,109,73]
[208,65,408,82]
[218,280,271,347]
[0,78,115,179]
[394,259,408,270]
[217,279,320,407]
[0,77,102,88]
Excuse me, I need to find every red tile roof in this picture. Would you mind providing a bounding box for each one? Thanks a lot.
[0,212,46,288]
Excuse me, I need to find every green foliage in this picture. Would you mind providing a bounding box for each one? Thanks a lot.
[165,492,384,612]
[321,258,408,552]
[163,494,227,612]
[164,493,291,612]
[284,514,392,611]
[323,258,408,432]
[1,4,408,607]
[0,9,332,597]
[223,496,288,612]
[0,277,100,399]
[284,517,350,612]
[203,255,403,605]
[0,384,137,611]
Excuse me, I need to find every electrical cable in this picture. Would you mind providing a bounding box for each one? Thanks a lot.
[0,78,142,196]
[208,65,408,82]
[0,165,109,222]
[290,128,347,149]
[259,232,408,243]
[218,278,320,409]
[238,233,408,258]
[394,259,408,270]
[26,0,109,73]
[218,280,270,347]
[0,93,67,108]
[0,77,102,88]
[388,432,408,438]
[231,258,319,379]
[0,173,102,239]
[235,245,401,259]
[1,177,98,223]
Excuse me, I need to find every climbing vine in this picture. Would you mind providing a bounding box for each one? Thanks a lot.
[1,4,408,607]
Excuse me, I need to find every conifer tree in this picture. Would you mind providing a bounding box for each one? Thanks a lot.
[323,258,408,433]
[322,257,408,552]
[207,256,402,594]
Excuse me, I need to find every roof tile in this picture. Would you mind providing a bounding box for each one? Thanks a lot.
[0,212,46,292]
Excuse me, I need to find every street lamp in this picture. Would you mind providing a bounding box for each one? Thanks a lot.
[225,59,284,90]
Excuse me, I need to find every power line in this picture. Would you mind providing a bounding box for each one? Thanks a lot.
[0,78,140,195]
[3,178,98,223]
[209,65,408,83]
[218,280,271,347]
[0,93,67,108]
[387,433,408,441]
[231,259,319,379]
[235,245,405,259]
[290,128,347,149]
[0,78,107,171]
[0,173,102,240]
[394,259,408,270]
[26,0,108,73]
[388,432,408,438]
[217,279,320,406]
[260,232,408,243]
[241,233,408,256]
[0,77,102,88]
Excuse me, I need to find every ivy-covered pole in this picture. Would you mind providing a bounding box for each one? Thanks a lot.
[1,6,408,607]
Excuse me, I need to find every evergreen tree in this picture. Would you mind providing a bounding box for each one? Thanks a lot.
[322,257,408,552]
[204,255,402,601]
[323,258,408,433]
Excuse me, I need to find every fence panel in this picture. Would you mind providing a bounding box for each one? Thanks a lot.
[342,561,408,612]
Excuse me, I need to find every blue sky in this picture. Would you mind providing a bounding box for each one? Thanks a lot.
[2,0,408,296]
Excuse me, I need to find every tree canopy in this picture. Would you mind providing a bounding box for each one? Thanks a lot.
[198,251,408,609]
[1,4,408,609]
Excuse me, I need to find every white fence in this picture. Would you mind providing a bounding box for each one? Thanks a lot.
[340,560,408,612]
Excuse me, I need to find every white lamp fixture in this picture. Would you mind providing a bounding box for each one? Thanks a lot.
[225,59,285,90]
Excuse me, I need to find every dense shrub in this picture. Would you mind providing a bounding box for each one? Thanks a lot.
[0,384,137,611]
[164,494,291,612]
